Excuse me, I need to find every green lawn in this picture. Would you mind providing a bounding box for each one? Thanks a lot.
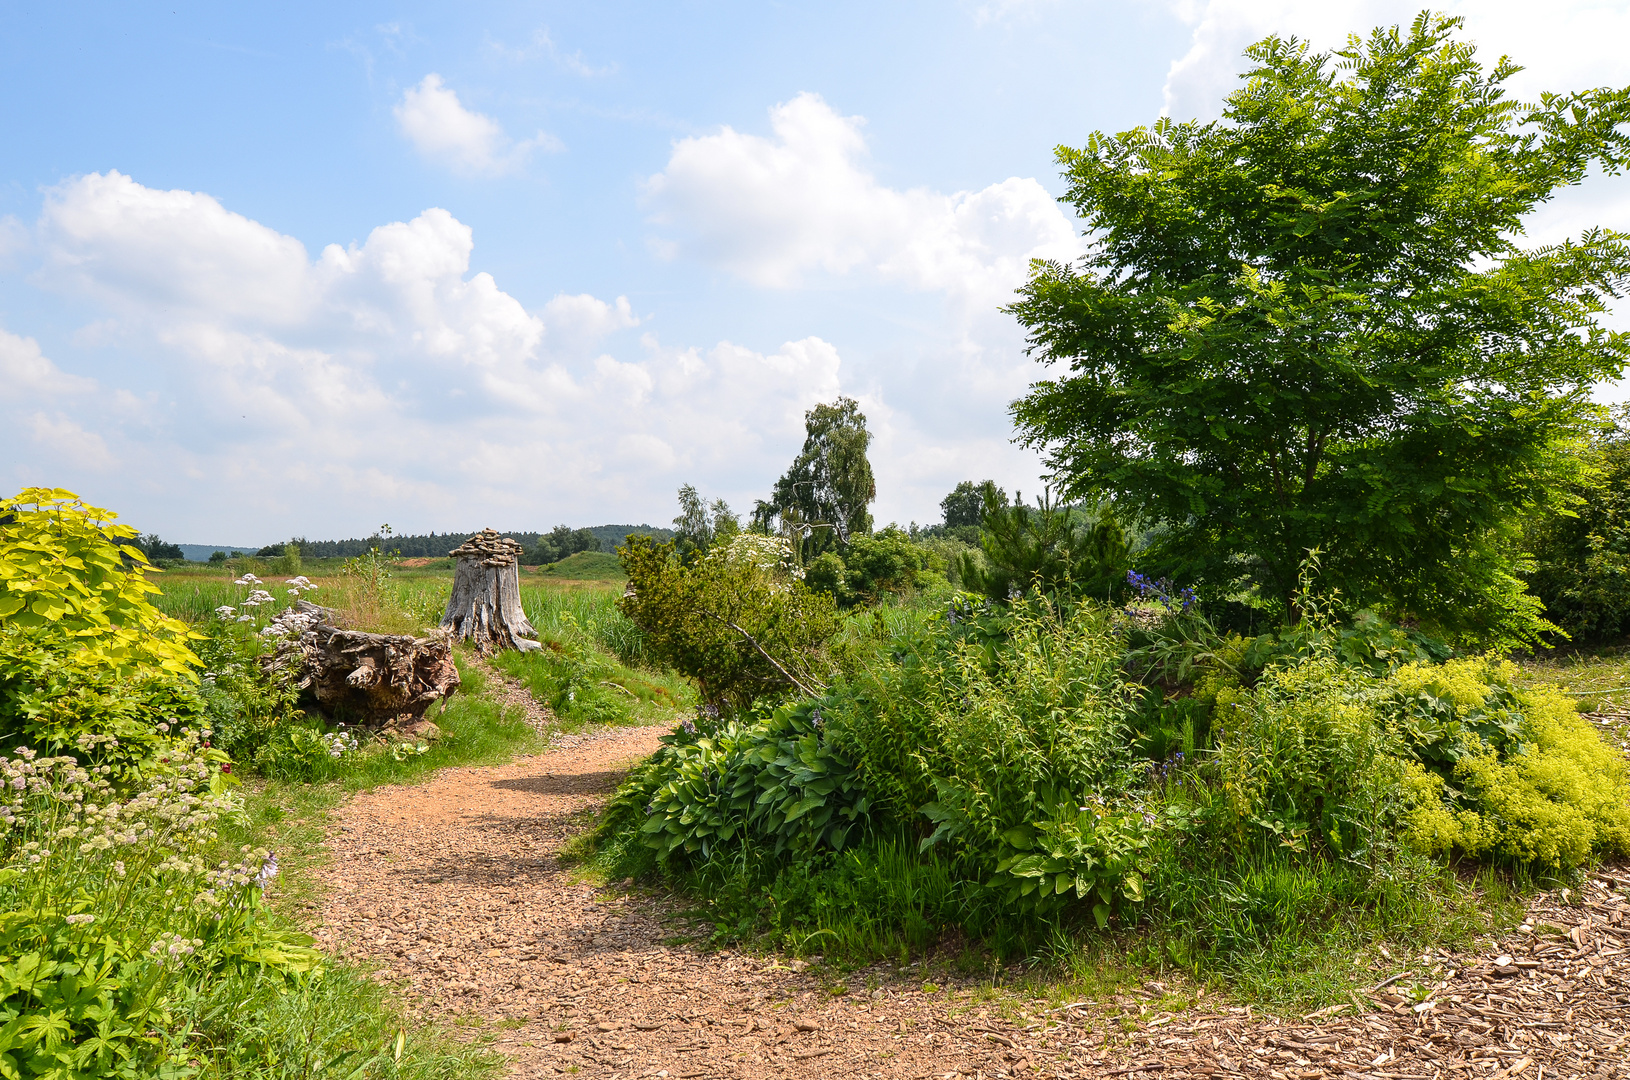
[532,550,626,580]
[1512,642,1630,714]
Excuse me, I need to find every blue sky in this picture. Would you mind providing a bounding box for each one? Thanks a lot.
[3,1,1628,545]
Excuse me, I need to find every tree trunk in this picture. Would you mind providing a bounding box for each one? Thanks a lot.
[440,529,543,655]
[263,601,460,726]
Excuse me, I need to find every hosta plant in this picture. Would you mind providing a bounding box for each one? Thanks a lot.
[640,701,871,860]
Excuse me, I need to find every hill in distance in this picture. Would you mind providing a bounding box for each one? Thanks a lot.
[177,543,262,562]
[534,550,626,579]
[583,524,675,553]
[182,525,679,561]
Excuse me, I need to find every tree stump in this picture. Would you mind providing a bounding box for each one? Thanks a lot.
[440,529,543,655]
[262,602,461,726]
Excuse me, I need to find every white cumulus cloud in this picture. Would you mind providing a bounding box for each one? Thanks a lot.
[542,293,640,355]
[0,327,97,397]
[26,413,114,472]
[394,73,562,176]
[643,92,1084,311]
[1157,1,1630,122]
[41,170,313,324]
[8,172,865,538]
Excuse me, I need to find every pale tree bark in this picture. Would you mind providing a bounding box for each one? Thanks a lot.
[440,530,543,655]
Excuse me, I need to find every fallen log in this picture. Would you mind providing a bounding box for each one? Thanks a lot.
[263,602,460,726]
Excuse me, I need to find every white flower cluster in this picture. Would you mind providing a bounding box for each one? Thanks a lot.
[2,734,232,866]
[222,572,321,627]
[260,605,322,639]
[284,575,319,598]
[321,728,359,758]
[712,532,807,580]
[2,731,291,978]
[149,930,203,968]
[190,844,277,914]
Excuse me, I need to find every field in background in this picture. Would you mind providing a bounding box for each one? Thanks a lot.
[156,565,1630,714]
[152,561,628,634]
[534,550,625,580]
[152,562,681,723]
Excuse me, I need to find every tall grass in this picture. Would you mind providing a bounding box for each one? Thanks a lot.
[490,639,692,730]
[152,578,254,623]
[183,964,498,1078]
[519,584,651,667]
[157,572,650,668]
[154,574,446,637]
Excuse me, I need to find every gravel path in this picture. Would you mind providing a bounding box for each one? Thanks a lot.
[312,714,1630,1080]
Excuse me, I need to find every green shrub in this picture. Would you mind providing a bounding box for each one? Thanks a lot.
[819,598,1001,820]
[248,721,362,783]
[909,604,1139,850]
[594,563,1630,987]
[0,489,239,779]
[1526,406,1630,641]
[803,552,847,600]
[804,527,942,607]
[619,533,838,716]
[0,627,209,780]
[954,486,1132,603]
[0,487,201,680]
[188,617,310,769]
[1215,656,1406,859]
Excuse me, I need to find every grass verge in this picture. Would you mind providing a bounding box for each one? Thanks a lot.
[1513,640,1630,715]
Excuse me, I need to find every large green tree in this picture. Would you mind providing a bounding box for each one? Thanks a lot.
[672,484,739,560]
[754,397,877,557]
[940,481,988,528]
[1008,15,1630,642]
[1525,406,1630,641]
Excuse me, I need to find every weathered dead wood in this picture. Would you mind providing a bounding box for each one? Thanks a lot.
[263,602,460,726]
[440,529,542,655]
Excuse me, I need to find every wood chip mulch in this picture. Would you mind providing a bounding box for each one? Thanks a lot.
[307,708,1630,1080]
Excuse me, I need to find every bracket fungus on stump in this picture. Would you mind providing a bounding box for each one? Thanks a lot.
[440,529,543,655]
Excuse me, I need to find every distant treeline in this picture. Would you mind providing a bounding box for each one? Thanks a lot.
[254,524,675,561]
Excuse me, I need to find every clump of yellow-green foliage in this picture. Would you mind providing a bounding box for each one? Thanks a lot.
[1195,636,1629,869]
[1393,658,1630,866]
